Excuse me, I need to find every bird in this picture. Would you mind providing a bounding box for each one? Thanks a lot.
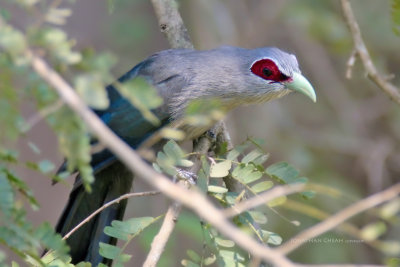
[55,46,316,265]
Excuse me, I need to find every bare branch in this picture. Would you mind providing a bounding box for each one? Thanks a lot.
[22,100,64,132]
[143,201,182,267]
[276,183,400,255]
[143,1,211,265]
[150,0,193,49]
[341,0,400,105]
[62,191,160,241]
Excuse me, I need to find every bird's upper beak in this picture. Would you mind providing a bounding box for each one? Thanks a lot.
[285,72,316,103]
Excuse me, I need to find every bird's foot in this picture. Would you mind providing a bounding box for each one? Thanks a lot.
[174,168,197,185]
[206,128,218,143]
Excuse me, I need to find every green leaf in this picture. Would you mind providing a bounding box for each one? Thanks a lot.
[185,99,225,126]
[159,127,186,141]
[265,162,299,184]
[226,144,249,161]
[156,141,192,175]
[215,237,235,248]
[181,259,200,267]
[0,172,14,215]
[218,250,246,266]
[156,151,177,176]
[262,230,283,245]
[104,225,129,241]
[386,257,400,267]
[0,25,26,58]
[4,170,39,209]
[232,165,262,184]
[164,140,184,163]
[301,191,316,200]
[251,181,273,193]
[50,107,94,191]
[111,217,154,235]
[248,211,267,224]
[208,185,228,194]
[379,198,400,219]
[99,242,121,260]
[379,241,400,255]
[34,222,69,256]
[41,28,82,65]
[76,263,92,267]
[392,0,400,35]
[210,160,231,178]
[267,196,287,207]
[361,221,387,241]
[186,249,201,263]
[203,254,216,265]
[75,73,109,109]
[241,149,263,164]
[45,8,72,25]
[0,149,18,163]
[117,253,132,263]
[118,78,163,125]
[38,160,55,173]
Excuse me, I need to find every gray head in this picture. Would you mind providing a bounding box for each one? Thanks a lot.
[235,46,316,104]
[139,46,316,120]
[178,46,316,106]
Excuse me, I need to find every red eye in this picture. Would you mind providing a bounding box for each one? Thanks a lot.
[250,59,289,82]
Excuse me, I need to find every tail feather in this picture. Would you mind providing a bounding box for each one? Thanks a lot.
[56,162,133,265]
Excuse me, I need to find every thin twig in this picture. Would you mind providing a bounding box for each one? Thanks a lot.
[223,184,306,217]
[143,200,182,267]
[62,190,160,240]
[22,100,64,132]
[276,183,400,255]
[341,0,400,105]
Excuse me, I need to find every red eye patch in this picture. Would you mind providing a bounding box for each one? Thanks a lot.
[250,59,290,82]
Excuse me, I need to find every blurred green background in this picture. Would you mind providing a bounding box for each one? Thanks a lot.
[5,0,400,265]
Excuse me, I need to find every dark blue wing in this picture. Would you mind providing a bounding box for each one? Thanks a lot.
[91,62,170,173]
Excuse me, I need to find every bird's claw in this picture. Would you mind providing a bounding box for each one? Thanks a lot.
[206,127,219,143]
[175,168,197,185]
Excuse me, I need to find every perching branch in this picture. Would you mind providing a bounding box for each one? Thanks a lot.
[276,183,400,255]
[143,1,208,265]
[143,1,242,265]
[150,0,193,49]
[340,0,400,105]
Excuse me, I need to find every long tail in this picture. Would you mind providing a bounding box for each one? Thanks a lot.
[56,161,133,265]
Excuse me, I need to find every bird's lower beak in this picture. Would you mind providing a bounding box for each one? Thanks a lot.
[285,72,316,103]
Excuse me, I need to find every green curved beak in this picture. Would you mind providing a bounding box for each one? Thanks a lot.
[285,72,316,103]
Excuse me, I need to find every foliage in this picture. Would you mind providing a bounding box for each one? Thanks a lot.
[392,0,400,35]
[1,0,400,267]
